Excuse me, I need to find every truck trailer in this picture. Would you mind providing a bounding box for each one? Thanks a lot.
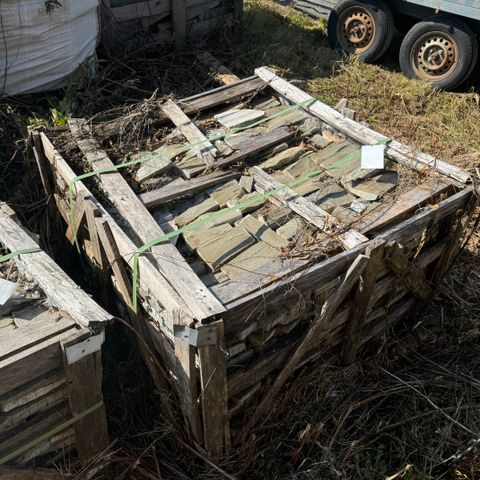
[290,0,480,89]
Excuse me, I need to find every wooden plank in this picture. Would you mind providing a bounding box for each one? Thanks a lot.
[215,126,295,169]
[242,254,369,435]
[68,119,225,321]
[161,99,216,167]
[196,52,240,85]
[252,166,367,249]
[65,192,87,245]
[182,76,266,114]
[0,372,65,413]
[172,0,187,45]
[83,198,103,268]
[31,131,53,196]
[255,67,471,184]
[62,338,108,465]
[95,218,132,309]
[359,182,453,234]
[138,171,241,209]
[174,316,203,444]
[384,242,431,299]
[197,320,230,455]
[340,239,386,365]
[0,203,112,327]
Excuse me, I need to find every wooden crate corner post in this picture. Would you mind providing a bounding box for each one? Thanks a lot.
[61,331,108,464]
[196,320,230,456]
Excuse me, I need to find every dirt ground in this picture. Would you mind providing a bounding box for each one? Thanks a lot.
[1,1,480,478]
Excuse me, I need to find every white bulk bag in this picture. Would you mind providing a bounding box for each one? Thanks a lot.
[0,0,99,96]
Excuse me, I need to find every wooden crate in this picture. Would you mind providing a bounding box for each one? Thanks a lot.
[0,204,112,470]
[35,67,476,456]
[101,0,243,46]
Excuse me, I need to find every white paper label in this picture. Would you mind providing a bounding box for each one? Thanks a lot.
[361,144,385,169]
[0,279,17,305]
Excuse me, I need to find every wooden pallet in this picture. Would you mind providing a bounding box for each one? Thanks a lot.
[101,0,243,47]
[0,204,112,469]
[36,67,476,456]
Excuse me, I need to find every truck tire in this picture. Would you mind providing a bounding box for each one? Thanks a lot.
[399,16,478,90]
[327,0,394,62]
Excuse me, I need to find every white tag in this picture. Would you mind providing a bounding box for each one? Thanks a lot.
[361,144,385,169]
[0,279,17,305]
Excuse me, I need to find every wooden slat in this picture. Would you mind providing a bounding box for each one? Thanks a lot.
[196,52,241,85]
[198,320,230,455]
[242,254,369,435]
[172,0,187,45]
[0,203,112,327]
[138,171,241,209]
[359,182,453,234]
[340,239,386,365]
[215,126,295,169]
[255,67,471,184]
[180,76,266,114]
[252,166,367,249]
[62,338,108,465]
[83,198,103,268]
[174,316,203,444]
[95,218,133,309]
[385,241,432,299]
[161,99,216,167]
[68,119,225,321]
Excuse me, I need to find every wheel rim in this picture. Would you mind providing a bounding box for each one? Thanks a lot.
[410,31,459,81]
[337,6,376,53]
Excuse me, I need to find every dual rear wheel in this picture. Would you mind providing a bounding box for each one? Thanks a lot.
[328,0,479,90]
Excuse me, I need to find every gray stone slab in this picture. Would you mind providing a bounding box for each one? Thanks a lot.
[310,140,361,180]
[307,182,356,213]
[238,215,288,249]
[276,217,306,241]
[210,180,244,207]
[258,206,294,229]
[176,150,206,179]
[227,192,265,215]
[344,171,398,201]
[259,146,303,170]
[239,175,254,193]
[196,207,243,229]
[175,196,219,227]
[265,109,308,130]
[183,223,233,250]
[310,134,333,149]
[214,108,266,129]
[196,227,255,270]
[284,154,319,178]
[221,241,280,279]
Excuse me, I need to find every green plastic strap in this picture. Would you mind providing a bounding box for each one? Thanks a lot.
[0,247,41,263]
[0,400,104,465]
[67,98,316,250]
